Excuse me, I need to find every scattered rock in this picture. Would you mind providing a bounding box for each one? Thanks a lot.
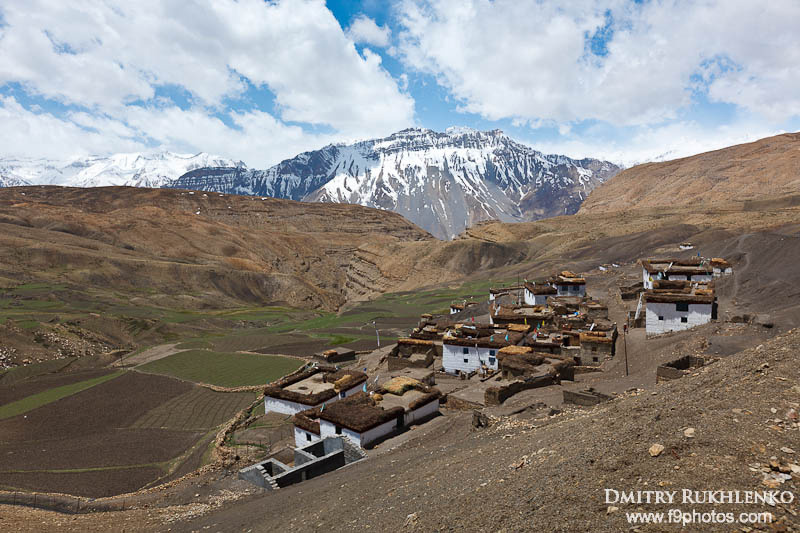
[607,506,619,514]
[649,444,665,457]
[780,447,795,455]
[404,512,418,527]
[472,411,490,429]
[683,427,696,438]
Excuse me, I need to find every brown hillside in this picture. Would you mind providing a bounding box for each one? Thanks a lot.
[580,132,800,212]
[0,186,431,311]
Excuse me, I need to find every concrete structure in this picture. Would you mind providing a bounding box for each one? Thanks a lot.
[264,366,367,416]
[523,281,557,306]
[563,388,612,406]
[656,355,711,382]
[313,346,356,364]
[238,436,366,490]
[387,338,437,370]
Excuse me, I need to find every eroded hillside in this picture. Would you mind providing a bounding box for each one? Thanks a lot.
[580,132,800,213]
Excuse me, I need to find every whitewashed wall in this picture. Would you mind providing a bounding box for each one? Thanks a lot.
[645,302,713,335]
[265,382,364,416]
[403,398,440,426]
[443,343,500,374]
[319,418,397,448]
[293,426,321,448]
[360,419,399,447]
[523,289,548,306]
[264,396,312,416]
[643,268,653,289]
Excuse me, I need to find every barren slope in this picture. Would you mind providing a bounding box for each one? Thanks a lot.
[580,132,800,213]
[0,186,431,311]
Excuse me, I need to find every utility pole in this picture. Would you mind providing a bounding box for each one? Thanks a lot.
[623,323,629,376]
[372,320,380,348]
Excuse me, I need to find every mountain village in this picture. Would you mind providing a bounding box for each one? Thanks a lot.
[239,254,734,491]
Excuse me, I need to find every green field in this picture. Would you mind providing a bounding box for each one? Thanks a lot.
[138,350,303,387]
[0,370,124,420]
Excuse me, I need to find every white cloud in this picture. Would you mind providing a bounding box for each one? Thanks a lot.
[347,15,392,48]
[0,0,414,166]
[0,95,336,167]
[396,0,800,126]
[530,120,789,167]
[0,96,145,160]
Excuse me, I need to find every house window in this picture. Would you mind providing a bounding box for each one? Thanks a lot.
[335,426,342,435]
[592,357,599,363]
[462,347,469,355]
[306,432,312,442]
[340,391,346,399]
[591,346,597,352]
[658,316,664,321]
[681,317,688,323]
[489,350,496,356]
[489,357,496,365]
[676,302,689,312]
[463,358,469,363]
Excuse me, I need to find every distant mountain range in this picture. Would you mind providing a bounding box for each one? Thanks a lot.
[0,152,242,189]
[1,128,619,239]
[170,128,620,238]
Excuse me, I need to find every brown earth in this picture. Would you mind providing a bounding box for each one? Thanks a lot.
[0,367,113,405]
[0,186,431,311]
[0,370,254,497]
[580,132,800,213]
[3,326,798,531]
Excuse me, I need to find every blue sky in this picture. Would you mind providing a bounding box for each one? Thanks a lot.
[1,0,799,167]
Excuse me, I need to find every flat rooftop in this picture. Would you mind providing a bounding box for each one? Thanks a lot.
[284,374,334,395]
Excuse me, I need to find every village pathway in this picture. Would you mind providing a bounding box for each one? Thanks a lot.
[113,343,182,367]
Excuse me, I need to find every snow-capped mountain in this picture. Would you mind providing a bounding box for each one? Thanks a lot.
[172,128,620,239]
[0,152,242,189]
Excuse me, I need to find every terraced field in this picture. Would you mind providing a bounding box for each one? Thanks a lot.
[131,387,255,430]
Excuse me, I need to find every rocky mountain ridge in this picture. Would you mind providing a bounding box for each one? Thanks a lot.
[171,127,620,239]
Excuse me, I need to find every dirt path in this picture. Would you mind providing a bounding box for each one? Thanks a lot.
[114,343,182,367]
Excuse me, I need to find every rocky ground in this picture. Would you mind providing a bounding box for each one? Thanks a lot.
[3,326,798,532]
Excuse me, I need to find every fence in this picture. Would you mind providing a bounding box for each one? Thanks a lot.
[0,490,131,514]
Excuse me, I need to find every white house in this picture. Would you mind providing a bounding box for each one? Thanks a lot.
[641,259,715,289]
[264,367,367,416]
[551,273,586,297]
[297,380,442,448]
[523,281,557,306]
[644,292,715,335]
[442,332,524,374]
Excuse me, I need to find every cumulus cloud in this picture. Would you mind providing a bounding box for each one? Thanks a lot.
[347,15,392,47]
[396,0,800,126]
[531,120,789,167]
[0,0,414,166]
